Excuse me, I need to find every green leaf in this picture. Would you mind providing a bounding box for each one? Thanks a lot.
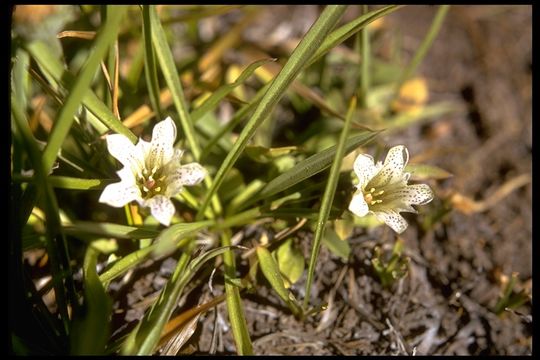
[11,94,74,336]
[255,131,378,201]
[196,5,348,220]
[26,40,136,142]
[304,96,356,309]
[405,163,452,180]
[256,246,302,317]
[308,5,404,66]
[275,239,305,287]
[70,247,112,355]
[142,6,163,119]
[190,58,276,122]
[245,145,297,164]
[99,246,156,285]
[152,220,214,258]
[13,175,116,190]
[40,6,128,174]
[149,5,201,160]
[392,5,450,100]
[63,221,160,240]
[220,229,253,355]
[322,227,350,261]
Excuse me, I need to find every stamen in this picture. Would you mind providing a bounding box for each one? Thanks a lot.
[143,185,149,192]
[364,193,373,203]
[376,190,384,196]
[369,187,376,193]
[154,187,161,192]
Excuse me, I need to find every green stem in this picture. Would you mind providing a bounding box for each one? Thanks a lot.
[303,96,356,310]
[390,5,450,108]
[359,5,370,107]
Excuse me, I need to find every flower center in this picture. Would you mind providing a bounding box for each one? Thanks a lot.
[364,187,384,206]
[137,166,166,199]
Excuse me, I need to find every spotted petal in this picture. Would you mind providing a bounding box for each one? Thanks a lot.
[106,134,144,174]
[99,181,141,207]
[353,154,378,189]
[373,210,409,234]
[402,184,434,205]
[165,163,207,197]
[145,195,175,226]
[372,145,409,187]
[148,117,177,168]
[349,191,369,217]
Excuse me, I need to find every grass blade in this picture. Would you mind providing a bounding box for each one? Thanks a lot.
[63,221,160,240]
[13,175,115,190]
[142,5,163,119]
[149,5,201,160]
[391,5,450,103]
[41,5,128,174]
[303,96,356,309]
[221,230,253,355]
[27,40,136,142]
[359,5,371,107]
[308,5,404,67]
[256,246,302,317]
[11,95,73,336]
[191,58,276,122]
[70,247,112,355]
[197,5,348,220]
[253,131,378,202]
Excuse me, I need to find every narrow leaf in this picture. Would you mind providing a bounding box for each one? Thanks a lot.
[257,246,302,316]
[191,58,276,122]
[70,247,112,355]
[41,6,128,174]
[256,131,378,201]
[304,96,356,309]
[197,5,348,219]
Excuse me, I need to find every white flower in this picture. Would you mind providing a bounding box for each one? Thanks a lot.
[348,145,434,234]
[99,117,206,226]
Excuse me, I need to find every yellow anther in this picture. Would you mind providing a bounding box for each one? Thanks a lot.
[154,187,161,192]
[364,193,373,203]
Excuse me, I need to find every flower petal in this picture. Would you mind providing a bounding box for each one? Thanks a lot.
[148,117,177,168]
[374,210,409,234]
[349,191,369,217]
[399,184,434,205]
[106,134,144,173]
[145,195,175,226]
[165,163,207,197]
[371,145,409,187]
[353,153,378,189]
[99,181,141,207]
[117,167,136,185]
